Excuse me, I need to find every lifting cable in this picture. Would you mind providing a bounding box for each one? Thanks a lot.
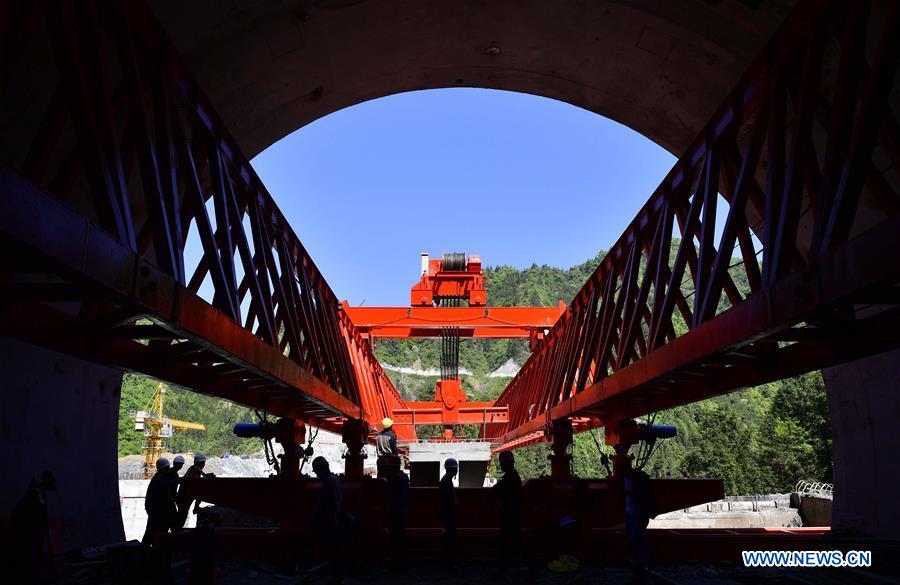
[299,424,320,475]
[440,296,462,380]
[442,252,466,271]
[255,409,280,475]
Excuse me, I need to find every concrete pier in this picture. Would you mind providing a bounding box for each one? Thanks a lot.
[0,337,124,549]
[824,347,900,537]
[405,441,492,487]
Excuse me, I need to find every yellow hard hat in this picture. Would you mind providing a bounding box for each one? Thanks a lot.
[382,417,393,428]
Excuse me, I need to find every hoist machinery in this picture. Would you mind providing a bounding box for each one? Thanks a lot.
[344,252,565,440]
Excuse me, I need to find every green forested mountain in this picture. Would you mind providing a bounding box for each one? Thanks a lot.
[118,246,833,495]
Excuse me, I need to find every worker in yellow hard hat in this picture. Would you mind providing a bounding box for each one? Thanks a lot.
[375,417,398,479]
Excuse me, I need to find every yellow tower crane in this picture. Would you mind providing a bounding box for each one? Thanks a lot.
[133,383,206,478]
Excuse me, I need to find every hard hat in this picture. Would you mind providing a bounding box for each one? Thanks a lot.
[156,458,171,471]
[173,455,185,464]
[445,458,459,469]
[382,417,393,429]
[194,453,206,463]
[312,456,329,472]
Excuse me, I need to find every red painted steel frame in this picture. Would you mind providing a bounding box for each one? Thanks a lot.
[0,0,410,436]
[167,526,832,563]
[184,475,723,534]
[412,255,486,306]
[489,0,900,448]
[342,304,565,339]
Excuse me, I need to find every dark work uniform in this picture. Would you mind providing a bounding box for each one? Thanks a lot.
[387,469,410,561]
[313,472,343,583]
[143,470,178,544]
[375,428,398,479]
[492,468,522,567]
[439,472,458,554]
[624,469,656,576]
[8,483,50,583]
[175,464,205,529]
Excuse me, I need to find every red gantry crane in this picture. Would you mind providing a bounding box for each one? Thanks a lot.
[342,252,566,440]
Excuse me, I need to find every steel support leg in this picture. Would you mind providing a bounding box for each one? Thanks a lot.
[342,418,369,481]
[274,418,305,479]
[549,419,573,480]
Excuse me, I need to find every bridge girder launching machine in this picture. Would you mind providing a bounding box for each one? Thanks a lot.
[7,0,892,563]
[343,252,565,440]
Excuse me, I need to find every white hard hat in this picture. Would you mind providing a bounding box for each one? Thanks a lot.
[445,458,459,469]
[156,458,170,471]
[173,455,185,464]
[194,453,206,463]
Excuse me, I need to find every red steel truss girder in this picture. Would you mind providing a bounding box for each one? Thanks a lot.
[0,168,362,429]
[338,310,416,440]
[342,305,565,338]
[490,0,900,446]
[0,1,409,428]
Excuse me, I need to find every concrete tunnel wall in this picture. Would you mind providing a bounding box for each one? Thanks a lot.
[149,0,796,159]
[0,337,125,550]
[824,348,900,538]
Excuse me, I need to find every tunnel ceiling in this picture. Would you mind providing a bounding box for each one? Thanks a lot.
[149,0,796,159]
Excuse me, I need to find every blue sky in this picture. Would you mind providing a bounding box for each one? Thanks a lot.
[250,88,676,307]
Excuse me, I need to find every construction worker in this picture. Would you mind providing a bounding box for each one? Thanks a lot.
[440,458,459,556]
[491,450,522,580]
[175,453,210,529]
[385,454,409,568]
[376,417,398,479]
[172,454,185,474]
[143,458,177,545]
[311,456,343,584]
[8,470,56,583]
[623,466,657,580]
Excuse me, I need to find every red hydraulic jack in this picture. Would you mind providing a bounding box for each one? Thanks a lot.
[342,418,369,480]
[549,419,574,480]
[603,418,678,478]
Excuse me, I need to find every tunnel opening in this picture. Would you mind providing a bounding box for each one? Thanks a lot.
[1,0,899,581]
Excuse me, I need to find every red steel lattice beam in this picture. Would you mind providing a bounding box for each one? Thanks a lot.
[0,0,408,431]
[342,304,565,339]
[488,0,900,446]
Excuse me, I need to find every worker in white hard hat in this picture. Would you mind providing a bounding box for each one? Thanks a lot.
[375,417,399,479]
[142,458,177,545]
[440,458,459,555]
[175,453,213,529]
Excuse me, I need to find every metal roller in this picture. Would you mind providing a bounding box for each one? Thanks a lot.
[442,252,466,271]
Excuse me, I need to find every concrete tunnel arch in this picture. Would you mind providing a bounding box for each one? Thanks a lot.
[146,0,898,537]
[2,0,898,550]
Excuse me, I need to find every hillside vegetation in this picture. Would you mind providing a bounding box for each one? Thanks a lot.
[117,373,259,458]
